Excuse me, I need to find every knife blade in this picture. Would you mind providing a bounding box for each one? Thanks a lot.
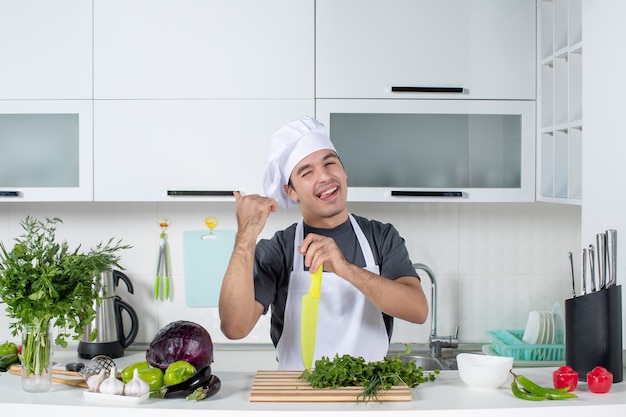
[301,265,323,370]
[589,244,597,292]
[606,229,617,288]
[581,248,587,295]
[597,233,607,289]
[568,251,576,298]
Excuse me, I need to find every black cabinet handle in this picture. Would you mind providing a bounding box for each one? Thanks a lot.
[0,191,21,197]
[167,190,236,197]
[391,86,465,93]
[391,191,463,197]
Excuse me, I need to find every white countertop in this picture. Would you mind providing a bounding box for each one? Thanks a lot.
[1,349,625,416]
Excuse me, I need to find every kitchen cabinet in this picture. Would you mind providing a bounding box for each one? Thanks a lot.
[317,99,536,202]
[93,100,314,201]
[92,0,315,201]
[0,0,92,99]
[93,0,314,100]
[0,100,94,202]
[316,0,536,100]
[537,0,582,204]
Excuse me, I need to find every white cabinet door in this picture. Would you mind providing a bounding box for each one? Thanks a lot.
[93,100,314,201]
[316,0,536,100]
[0,100,93,202]
[0,0,92,99]
[94,0,314,99]
[316,99,536,202]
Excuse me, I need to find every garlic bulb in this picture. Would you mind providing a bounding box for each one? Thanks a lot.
[98,366,125,395]
[124,368,150,397]
[87,368,106,392]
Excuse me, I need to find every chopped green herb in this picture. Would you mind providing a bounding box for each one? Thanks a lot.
[300,345,439,403]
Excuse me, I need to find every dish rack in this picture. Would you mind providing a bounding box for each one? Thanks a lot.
[486,330,565,362]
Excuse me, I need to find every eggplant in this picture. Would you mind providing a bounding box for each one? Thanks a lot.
[185,375,221,401]
[153,364,213,399]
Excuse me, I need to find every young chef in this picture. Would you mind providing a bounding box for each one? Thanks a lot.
[218,116,428,370]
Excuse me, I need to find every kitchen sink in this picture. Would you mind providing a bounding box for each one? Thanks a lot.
[396,354,449,371]
[386,344,484,371]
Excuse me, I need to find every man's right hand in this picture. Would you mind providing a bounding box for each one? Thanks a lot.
[233,191,278,238]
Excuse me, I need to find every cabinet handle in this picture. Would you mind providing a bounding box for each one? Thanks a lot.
[391,191,463,197]
[0,191,21,197]
[167,190,236,197]
[391,86,465,93]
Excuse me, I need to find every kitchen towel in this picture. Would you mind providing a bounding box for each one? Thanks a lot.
[183,230,235,308]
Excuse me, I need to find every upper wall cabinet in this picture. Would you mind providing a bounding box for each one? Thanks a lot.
[0,100,94,202]
[93,100,313,201]
[316,0,536,100]
[93,0,314,99]
[0,0,92,99]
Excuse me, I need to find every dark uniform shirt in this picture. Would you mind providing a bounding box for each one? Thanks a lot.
[252,214,419,347]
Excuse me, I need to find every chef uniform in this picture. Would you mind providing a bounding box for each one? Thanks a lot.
[263,116,389,370]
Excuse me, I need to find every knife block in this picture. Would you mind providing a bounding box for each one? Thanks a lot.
[564,285,623,383]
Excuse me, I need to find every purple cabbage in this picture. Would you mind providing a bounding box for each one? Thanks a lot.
[146,320,213,370]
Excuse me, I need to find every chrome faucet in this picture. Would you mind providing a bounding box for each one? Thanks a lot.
[413,263,459,357]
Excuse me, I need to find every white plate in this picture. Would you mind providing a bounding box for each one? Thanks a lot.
[83,391,149,405]
[546,311,556,345]
[552,302,565,344]
[522,311,542,344]
[537,312,547,344]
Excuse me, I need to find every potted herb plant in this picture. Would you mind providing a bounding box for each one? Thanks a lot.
[0,216,130,392]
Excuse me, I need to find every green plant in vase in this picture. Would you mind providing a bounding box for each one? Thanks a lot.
[0,216,130,391]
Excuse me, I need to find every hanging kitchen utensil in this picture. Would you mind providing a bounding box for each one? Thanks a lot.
[154,217,171,300]
[301,265,323,370]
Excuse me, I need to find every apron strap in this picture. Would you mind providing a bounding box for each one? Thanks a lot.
[293,214,376,272]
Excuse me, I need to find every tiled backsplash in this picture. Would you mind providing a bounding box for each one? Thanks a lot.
[0,201,580,348]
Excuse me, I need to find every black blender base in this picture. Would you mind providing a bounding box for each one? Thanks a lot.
[78,341,125,359]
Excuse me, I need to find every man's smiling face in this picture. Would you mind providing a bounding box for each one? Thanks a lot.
[284,149,349,228]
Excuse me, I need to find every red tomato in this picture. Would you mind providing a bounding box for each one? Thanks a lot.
[587,366,613,393]
[553,365,578,391]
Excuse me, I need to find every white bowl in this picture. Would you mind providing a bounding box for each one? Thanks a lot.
[457,353,514,389]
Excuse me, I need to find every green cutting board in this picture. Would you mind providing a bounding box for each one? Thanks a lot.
[183,230,235,308]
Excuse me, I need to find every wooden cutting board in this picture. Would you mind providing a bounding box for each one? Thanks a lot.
[249,370,412,402]
[8,365,88,388]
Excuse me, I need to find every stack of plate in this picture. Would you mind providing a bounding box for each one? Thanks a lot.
[522,310,556,345]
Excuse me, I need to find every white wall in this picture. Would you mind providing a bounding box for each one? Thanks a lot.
[0,201,580,348]
[581,1,626,340]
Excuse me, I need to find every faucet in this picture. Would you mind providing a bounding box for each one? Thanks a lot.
[413,263,459,357]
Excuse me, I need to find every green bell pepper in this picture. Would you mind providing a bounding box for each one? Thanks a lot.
[0,341,18,356]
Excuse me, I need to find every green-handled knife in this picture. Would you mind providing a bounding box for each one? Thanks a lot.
[301,264,323,370]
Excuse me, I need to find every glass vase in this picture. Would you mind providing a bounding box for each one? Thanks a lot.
[21,321,53,393]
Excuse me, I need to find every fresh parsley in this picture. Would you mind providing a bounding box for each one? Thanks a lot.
[0,216,131,346]
[300,346,439,402]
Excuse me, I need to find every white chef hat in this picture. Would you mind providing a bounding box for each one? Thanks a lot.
[263,116,337,209]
